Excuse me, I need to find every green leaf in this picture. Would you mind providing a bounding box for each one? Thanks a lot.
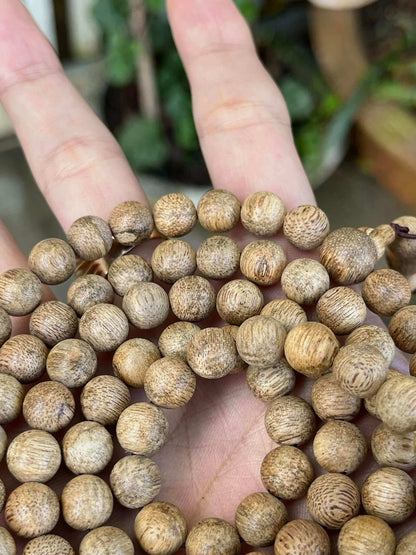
[92,0,129,35]
[145,0,166,14]
[106,33,139,86]
[235,0,261,23]
[118,116,169,171]
[164,85,198,151]
[280,77,315,121]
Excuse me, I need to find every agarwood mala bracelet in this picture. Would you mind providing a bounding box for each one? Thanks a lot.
[0,189,415,555]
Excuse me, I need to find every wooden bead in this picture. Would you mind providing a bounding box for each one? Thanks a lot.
[241,191,286,236]
[246,359,295,402]
[0,307,11,348]
[47,338,97,388]
[7,430,61,482]
[368,224,396,259]
[81,375,131,425]
[0,478,5,512]
[63,421,113,474]
[0,527,16,555]
[153,193,197,237]
[108,254,152,295]
[24,535,75,555]
[0,425,6,462]
[281,259,330,305]
[158,321,200,360]
[169,276,216,322]
[307,473,360,529]
[196,235,240,280]
[274,520,330,555]
[116,402,169,455]
[375,375,416,433]
[367,371,410,417]
[187,327,238,379]
[316,286,367,335]
[260,299,307,332]
[236,315,286,367]
[30,301,78,347]
[0,374,24,424]
[371,423,416,471]
[0,268,43,316]
[338,515,396,555]
[396,531,416,554]
[67,215,113,261]
[186,518,239,555]
[135,501,187,555]
[389,305,416,353]
[283,205,330,250]
[240,240,286,286]
[265,395,316,446]
[345,324,396,366]
[23,381,75,432]
[311,373,361,422]
[79,303,129,351]
[217,279,264,325]
[261,446,314,500]
[123,282,169,329]
[197,189,241,232]
[386,215,416,289]
[362,269,411,316]
[113,338,160,388]
[235,491,288,547]
[223,325,247,373]
[5,482,60,538]
[110,454,161,509]
[67,274,114,315]
[151,239,196,283]
[80,526,134,555]
[109,200,154,246]
[144,356,196,407]
[313,421,367,474]
[284,322,339,379]
[61,474,113,530]
[361,467,415,523]
[0,334,48,383]
[29,238,76,285]
[411,353,416,376]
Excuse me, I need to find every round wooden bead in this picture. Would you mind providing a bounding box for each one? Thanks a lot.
[0,334,48,383]
[0,268,43,316]
[236,315,286,367]
[109,200,154,246]
[187,327,238,379]
[313,421,367,474]
[0,478,5,512]
[123,282,169,329]
[113,338,160,388]
[411,353,416,376]
[61,474,113,530]
[80,526,134,555]
[365,368,406,419]
[223,325,247,374]
[23,381,75,432]
[246,359,295,402]
[81,375,131,425]
[375,375,416,433]
[151,239,196,283]
[158,321,200,360]
[196,236,240,280]
[389,305,416,353]
[29,238,76,285]
[281,259,330,305]
[368,224,396,259]
[116,402,169,455]
[316,286,367,335]
[345,324,396,366]
[169,276,215,322]
[338,515,396,555]
[186,518,239,555]
[5,482,60,538]
[235,492,288,547]
[67,215,113,261]
[0,373,24,424]
[144,356,196,408]
[153,193,197,237]
[261,446,314,500]
[260,299,307,332]
[110,454,161,509]
[274,520,330,555]
[108,254,152,296]
[135,502,187,555]
[0,425,6,462]
[30,301,78,347]
[79,303,129,351]
[284,322,339,379]
[7,430,61,482]
[67,274,114,315]
[217,279,264,325]
[386,216,416,286]
[283,205,330,250]
[307,473,360,529]
[47,338,97,388]
[63,421,113,475]
[0,527,16,555]
[197,189,240,232]
[265,395,316,446]
[362,269,411,316]
[361,467,415,523]
[396,531,416,555]
[240,240,286,286]
[24,535,75,555]
[0,307,12,347]
[311,373,361,422]
[371,423,416,471]
[241,191,286,236]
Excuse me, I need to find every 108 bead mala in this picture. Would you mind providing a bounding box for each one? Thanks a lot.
[0,188,415,554]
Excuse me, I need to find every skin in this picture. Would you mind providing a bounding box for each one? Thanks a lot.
[0,1,410,552]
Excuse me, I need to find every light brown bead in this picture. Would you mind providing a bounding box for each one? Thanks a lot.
[223,325,248,373]
[196,235,240,280]
[23,381,75,432]
[0,527,16,555]
[186,518,240,555]
[61,474,113,531]
[362,269,411,316]
[81,375,131,425]
[29,238,76,285]
[316,287,367,335]
[338,515,396,555]
[283,205,330,250]
[151,239,196,283]
[260,299,307,332]
[0,307,11,347]
[368,224,396,259]
[265,395,316,446]
[187,327,238,379]
[386,216,416,288]
[23,535,75,555]
[274,520,330,555]
[197,189,241,232]
[153,193,197,237]
[5,482,60,538]
[67,274,114,315]
[371,423,416,471]
[246,359,295,402]
[235,492,288,547]
[236,315,286,367]
[108,254,152,295]
[158,321,200,360]
[47,338,97,388]
[30,301,78,347]
[0,334,48,383]
[311,373,361,422]
[0,478,5,512]
[362,467,415,523]
[116,402,169,455]
[240,240,287,286]
[79,303,129,351]
[63,421,113,475]
[80,526,134,555]
[0,268,43,316]
[284,322,339,379]
[67,215,113,261]
[346,324,396,366]
[169,276,215,322]
[396,531,416,554]
[123,282,169,329]
[113,338,160,388]
[307,473,360,529]
[241,191,286,236]
[411,353,416,376]
[365,369,406,419]
[110,454,161,509]
[109,200,154,246]
[261,446,314,500]
[217,279,264,325]
[135,502,187,555]
[0,425,6,462]
[0,373,24,424]
[281,258,330,305]
[389,305,416,353]
[144,356,196,408]
[375,375,416,433]
[7,430,61,483]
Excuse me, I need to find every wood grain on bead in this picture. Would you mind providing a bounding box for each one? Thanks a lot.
[47,338,97,388]
[0,527,16,555]
[240,240,286,286]
[362,269,411,316]
[411,353,416,376]
[345,324,396,366]
[187,327,238,379]
[246,359,295,402]
[274,519,330,555]
[337,515,396,555]
[371,423,416,471]
[281,258,330,305]
[186,518,240,555]
[389,305,416,353]
[23,535,75,555]
[109,200,154,246]
[386,215,416,289]
[375,375,416,433]
[29,238,76,285]
[62,421,113,475]
[67,215,113,261]
[396,531,416,554]
[169,276,216,322]
[265,395,316,446]
[311,373,361,422]
[316,287,367,335]
[260,299,307,332]
[123,282,170,329]
[0,268,43,316]
[223,325,248,374]
[116,402,169,455]
[0,334,48,383]
[241,191,286,236]
[135,502,187,555]
[236,315,286,367]
[79,303,129,351]
[197,189,240,232]
[217,279,264,325]
[67,274,114,315]
[151,239,196,283]
[30,301,78,347]
[0,373,24,424]
[196,235,240,280]
[7,430,61,482]
[108,254,152,295]
[368,224,396,259]
[113,338,160,388]
[283,205,330,250]
[0,478,5,512]
[144,356,196,407]
[0,306,11,347]
[153,193,197,237]
[80,526,134,555]
[0,425,6,462]
[158,321,199,360]
[23,381,75,432]
[110,454,161,509]
[81,375,131,425]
